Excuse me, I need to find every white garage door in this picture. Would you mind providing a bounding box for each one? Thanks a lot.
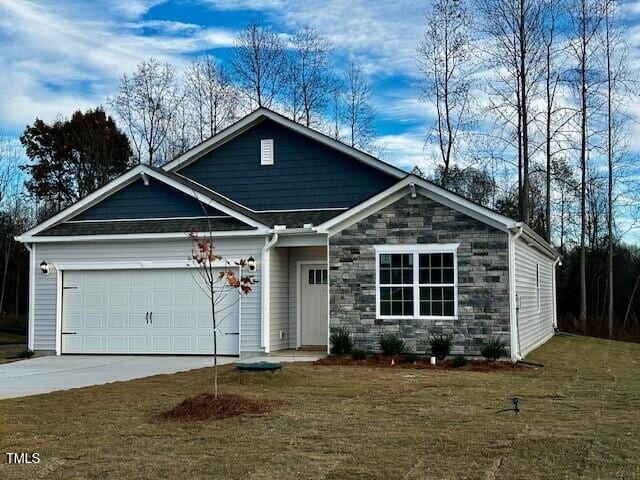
[61,268,240,355]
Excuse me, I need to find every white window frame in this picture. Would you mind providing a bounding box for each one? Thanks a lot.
[374,244,459,320]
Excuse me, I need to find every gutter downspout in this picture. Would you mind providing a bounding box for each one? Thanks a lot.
[508,224,524,361]
[260,232,279,354]
[552,256,561,330]
[24,243,35,351]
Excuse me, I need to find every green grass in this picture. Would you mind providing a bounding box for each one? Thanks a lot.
[1,335,639,479]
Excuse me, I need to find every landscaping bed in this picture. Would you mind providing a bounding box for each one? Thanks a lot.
[315,354,527,371]
[156,393,273,422]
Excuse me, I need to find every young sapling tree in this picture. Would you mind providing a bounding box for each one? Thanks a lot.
[188,227,256,398]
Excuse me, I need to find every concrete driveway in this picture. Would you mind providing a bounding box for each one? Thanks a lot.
[0,355,235,400]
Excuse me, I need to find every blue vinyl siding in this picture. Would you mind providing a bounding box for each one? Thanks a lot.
[177,119,399,210]
[72,178,223,221]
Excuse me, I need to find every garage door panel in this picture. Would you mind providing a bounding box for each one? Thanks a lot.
[108,313,126,328]
[173,336,192,351]
[129,312,147,328]
[152,271,173,286]
[175,291,194,307]
[107,336,126,351]
[85,313,103,328]
[129,292,148,307]
[84,336,102,351]
[128,336,146,351]
[63,335,82,352]
[66,313,83,329]
[62,268,239,355]
[152,336,171,352]
[65,291,83,307]
[174,312,193,328]
[108,271,130,287]
[151,291,173,307]
[151,312,171,328]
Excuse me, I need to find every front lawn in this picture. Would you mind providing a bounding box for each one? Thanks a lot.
[1,335,639,479]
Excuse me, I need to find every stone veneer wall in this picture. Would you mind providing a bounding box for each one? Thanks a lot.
[329,194,510,356]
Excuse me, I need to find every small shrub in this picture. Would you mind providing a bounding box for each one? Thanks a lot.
[429,334,452,360]
[403,352,419,364]
[330,328,353,355]
[379,334,406,356]
[16,349,34,359]
[351,349,367,361]
[481,338,507,362]
[451,355,468,368]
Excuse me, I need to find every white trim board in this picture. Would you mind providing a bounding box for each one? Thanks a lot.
[320,176,516,235]
[162,107,407,180]
[16,164,267,242]
[17,229,268,244]
[53,259,241,271]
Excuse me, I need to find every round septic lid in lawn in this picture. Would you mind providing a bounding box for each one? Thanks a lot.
[236,362,282,372]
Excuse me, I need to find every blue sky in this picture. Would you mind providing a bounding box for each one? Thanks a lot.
[0,0,435,170]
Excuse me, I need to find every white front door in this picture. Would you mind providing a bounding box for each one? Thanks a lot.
[300,264,328,346]
[61,268,240,355]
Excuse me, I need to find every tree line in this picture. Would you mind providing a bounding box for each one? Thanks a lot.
[416,0,640,340]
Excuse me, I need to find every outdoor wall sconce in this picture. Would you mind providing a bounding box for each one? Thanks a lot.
[40,260,50,275]
[247,256,256,271]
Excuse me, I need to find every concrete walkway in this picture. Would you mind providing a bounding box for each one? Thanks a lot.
[0,355,235,400]
[0,349,326,400]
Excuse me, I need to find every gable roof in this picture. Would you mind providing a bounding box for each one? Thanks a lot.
[161,107,407,180]
[317,174,559,259]
[16,164,268,242]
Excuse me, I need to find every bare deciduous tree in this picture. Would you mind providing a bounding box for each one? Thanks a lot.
[477,0,546,224]
[109,59,182,166]
[231,20,288,109]
[343,62,375,150]
[567,0,608,333]
[287,26,334,127]
[599,0,636,337]
[417,0,474,188]
[185,56,239,142]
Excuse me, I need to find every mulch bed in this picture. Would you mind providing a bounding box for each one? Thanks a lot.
[156,393,273,421]
[315,355,527,371]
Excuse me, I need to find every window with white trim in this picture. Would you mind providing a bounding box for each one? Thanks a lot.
[376,244,458,319]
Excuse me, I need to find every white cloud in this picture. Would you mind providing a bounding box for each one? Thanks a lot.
[204,0,427,77]
[376,131,427,171]
[0,0,236,131]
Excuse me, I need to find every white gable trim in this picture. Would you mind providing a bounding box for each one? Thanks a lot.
[161,108,406,179]
[318,175,518,236]
[16,165,268,241]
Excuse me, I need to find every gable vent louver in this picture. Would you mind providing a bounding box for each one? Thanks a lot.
[261,139,274,165]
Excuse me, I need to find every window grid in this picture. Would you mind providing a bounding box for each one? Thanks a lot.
[379,253,414,317]
[376,247,458,319]
[418,253,456,317]
[308,268,328,285]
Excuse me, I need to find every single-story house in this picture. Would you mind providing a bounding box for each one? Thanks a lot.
[16,107,560,360]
